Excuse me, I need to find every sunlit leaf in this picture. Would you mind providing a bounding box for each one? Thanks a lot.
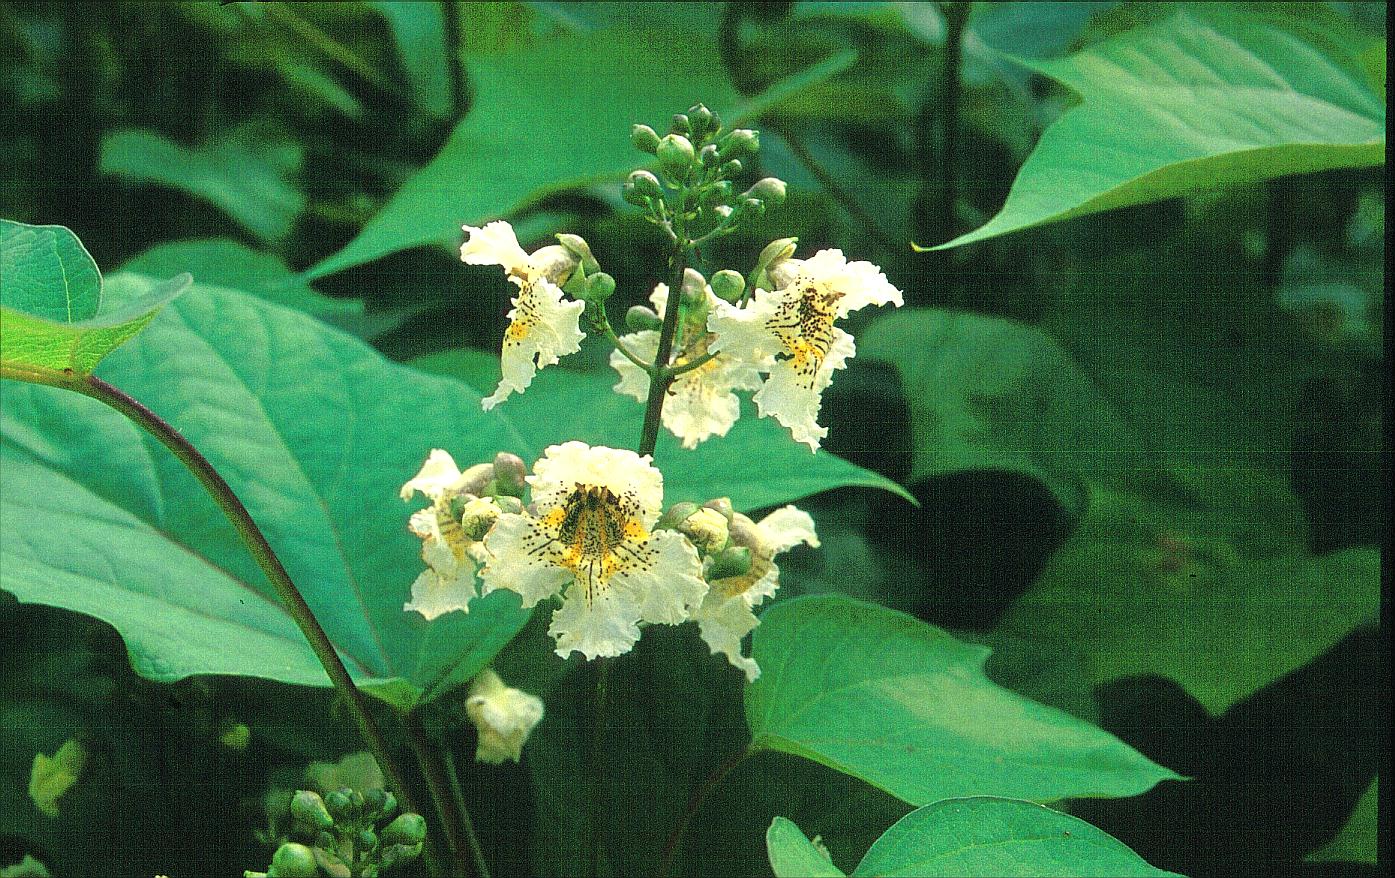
[767,816,846,877]
[1307,778,1378,864]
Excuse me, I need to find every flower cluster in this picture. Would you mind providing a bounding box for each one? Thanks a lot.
[400,442,815,678]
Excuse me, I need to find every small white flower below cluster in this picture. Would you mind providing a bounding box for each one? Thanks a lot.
[465,668,545,764]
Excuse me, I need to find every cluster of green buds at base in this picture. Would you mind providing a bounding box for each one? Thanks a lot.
[657,497,752,579]
[625,103,787,246]
[245,788,425,877]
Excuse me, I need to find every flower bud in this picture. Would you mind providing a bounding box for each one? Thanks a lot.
[719,159,743,179]
[356,828,378,851]
[709,270,745,303]
[268,843,318,878]
[380,843,424,870]
[555,233,600,274]
[313,830,336,851]
[528,244,581,286]
[290,790,333,830]
[626,305,662,332]
[657,501,699,531]
[494,495,524,515]
[670,113,691,135]
[657,134,696,181]
[624,169,664,205]
[492,452,527,496]
[699,143,719,166]
[678,507,730,553]
[362,786,394,818]
[753,237,799,289]
[459,497,501,540]
[708,545,753,580]
[382,812,428,847]
[311,848,352,878]
[700,180,733,208]
[630,123,661,153]
[743,177,786,206]
[466,669,545,764]
[680,268,708,307]
[703,497,735,524]
[324,788,356,823]
[687,103,714,135]
[719,128,759,159]
[584,271,616,302]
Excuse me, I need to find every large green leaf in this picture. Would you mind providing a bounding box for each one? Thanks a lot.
[770,798,1181,877]
[100,126,304,243]
[929,6,1385,250]
[1307,777,1378,864]
[1,221,191,378]
[745,595,1181,807]
[306,28,853,278]
[411,347,912,509]
[369,1,452,117]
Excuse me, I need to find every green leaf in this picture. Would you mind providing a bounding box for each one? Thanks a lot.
[928,7,1385,250]
[1307,778,1378,864]
[1,221,191,378]
[100,126,305,243]
[369,1,452,117]
[850,797,1179,877]
[120,239,362,319]
[745,595,1181,807]
[306,29,852,278]
[410,347,913,509]
[767,817,847,877]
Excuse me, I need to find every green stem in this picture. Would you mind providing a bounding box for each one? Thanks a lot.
[638,244,691,457]
[405,709,476,876]
[590,657,614,878]
[40,373,420,820]
[601,319,656,373]
[656,747,750,878]
[442,745,493,878]
[440,0,469,118]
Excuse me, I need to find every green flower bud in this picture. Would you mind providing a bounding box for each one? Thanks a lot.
[699,143,719,166]
[290,790,333,830]
[700,180,733,208]
[708,545,753,580]
[623,169,664,205]
[702,496,735,523]
[680,268,707,307]
[719,128,759,159]
[268,842,318,878]
[311,847,352,878]
[584,272,617,302]
[356,828,378,852]
[324,788,356,823]
[362,787,392,818]
[631,123,661,153]
[670,113,691,135]
[626,305,662,332]
[313,830,336,850]
[493,452,527,496]
[657,134,696,181]
[379,843,424,870]
[687,103,714,135]
[494,495,524,515]
[656,501,699,532]
[742,177,787,206]
[719,159,743,179]
[555,233,600,274]
[753,237,798,287]
[382,812,428,847]
[709,270,745,303]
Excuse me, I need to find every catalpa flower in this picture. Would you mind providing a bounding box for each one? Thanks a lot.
[609,283,765,449]
[462,221,585,410]
[708,249,903,450]
[480,442,707,660]
[465,669,544,764]
[695,505,819,680]
[400,449,495,620]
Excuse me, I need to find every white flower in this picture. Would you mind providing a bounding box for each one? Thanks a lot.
[480,442,708,660]
[462,221,585,410]
[400,450,495,620]
[465,669,544,764]
[695,505,819,681]
[610,283,765,449]
[708,249,902,450]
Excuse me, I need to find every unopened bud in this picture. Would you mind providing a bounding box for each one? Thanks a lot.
[584,271,616,302]
[624,169,663,205]
[268,843,318,878]
[708,545,753,580]
[324,788,356,822]
[670,113,691,135]
[720,128,759,159]
[458,462,495,497]
[657,501,699,531]
[311,848,352,878]
[710,270,745,303]
[356,828,378,851]
[290,790,333,830]
[362,787,394,818]
[743,177,786,206]
[753,237,799,289]
[687,103,714,135]
[529,244,581,286]
[493,452,527,496]
[678,507,730,553]
[626,305,662,332]
[382,812,428,847]
[459,497,501,540]
[719,159,743,179]
[380,843,424,869]
[702,497,735,523]
[494,495,523,515]
[631,123,661,153]
[699,143,719,166]
[680,268,708,307]
[657,134,696,181]
[555,233,600,274]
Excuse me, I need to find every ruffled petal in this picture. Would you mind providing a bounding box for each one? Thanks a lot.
[610,527,707,625]
[608,330,659,402]
[695,593,762,681]
[403,540,478,620]
[466,670,544,764]
[756,505,821,554]
[480,512,572,607]
[399,449,463,501]
[528,442,664,525]
[707,290,783,363]
[547,584,644,660]
[460,220,530,277]
[482,277,585,410]
[837,258,903,313]
[751,326,855,450]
